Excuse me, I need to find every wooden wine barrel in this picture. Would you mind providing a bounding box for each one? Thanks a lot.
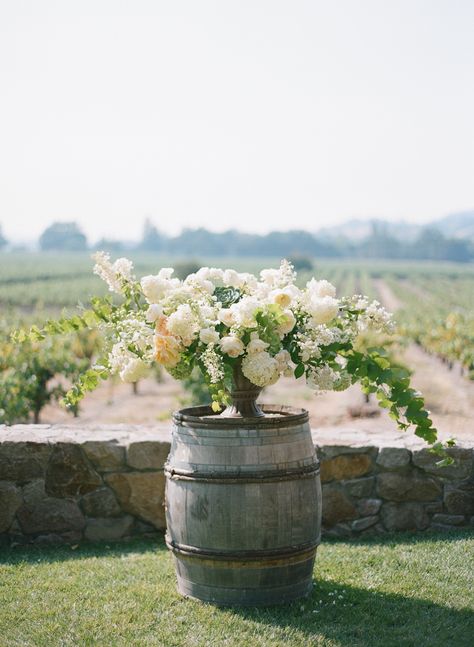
[165,405,322,606]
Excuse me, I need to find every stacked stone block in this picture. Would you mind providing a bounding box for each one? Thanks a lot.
[317,443,474,537]
[0,426,169,546]
[0,425,473,546]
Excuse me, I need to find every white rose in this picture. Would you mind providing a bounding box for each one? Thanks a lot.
[218,308,236,327]
[199,327,220,345]
[220,335,245,357]
[271,289,292,309]
[309,296,339,324]
[145,304,164,323]
[278,309,296,335]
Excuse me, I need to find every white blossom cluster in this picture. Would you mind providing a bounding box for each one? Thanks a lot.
[92,255,395,396]
[93,252,134,294]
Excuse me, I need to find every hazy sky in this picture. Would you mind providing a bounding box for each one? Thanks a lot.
[1,0,473,243]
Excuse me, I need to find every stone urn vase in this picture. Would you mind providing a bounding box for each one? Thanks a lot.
[164,362,322,606]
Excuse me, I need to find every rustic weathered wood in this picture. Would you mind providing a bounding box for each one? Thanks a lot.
[165,405,322,606]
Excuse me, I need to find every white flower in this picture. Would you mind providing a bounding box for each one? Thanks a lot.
[167,303,200,347]
[201,344,224,383]
[270,289,292,308]
[199,327,220,345]
[278,309,296,336]
[141,276,167,303]
[306,365,338,391]
[196,267,225,286]
[93,251,133,294]
[357,300,394,333]
[220,335,245,357]
[184,274,214,294]
[218,308,236,327]
[223,269,243,288]
[229,296,259,327]
[246,333,269,354]
[306,278,336,298]
[241,351,280,387]
[120,358,149,383]
[158,268,174,280]
[146,304,164,323]
[260,259,296,289]
[275,349,293,376]
[308,296,339,325]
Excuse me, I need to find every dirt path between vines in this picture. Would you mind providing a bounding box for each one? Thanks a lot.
[39,278,473,443]
[373,278,474,440]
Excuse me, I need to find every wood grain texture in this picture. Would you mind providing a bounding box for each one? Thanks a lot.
[165,405,322,606]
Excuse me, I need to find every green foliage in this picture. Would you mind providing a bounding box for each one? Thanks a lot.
[181,367,212,405]
[344,347,452,461]
[0,326,93,424]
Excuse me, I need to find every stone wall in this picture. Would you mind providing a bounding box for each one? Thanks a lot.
[0,424,473,546]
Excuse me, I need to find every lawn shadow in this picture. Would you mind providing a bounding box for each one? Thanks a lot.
[231,577,474,647]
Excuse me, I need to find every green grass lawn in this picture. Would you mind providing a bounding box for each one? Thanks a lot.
[1,530,473,647]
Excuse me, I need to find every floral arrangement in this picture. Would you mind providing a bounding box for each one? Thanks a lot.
[15,253,454,462]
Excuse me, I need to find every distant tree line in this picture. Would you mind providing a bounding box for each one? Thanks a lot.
[1,219,473,262]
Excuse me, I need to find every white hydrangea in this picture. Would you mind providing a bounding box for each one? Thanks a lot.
[241,350,280,387]
[296,325,347,362]
[220,335,245,357]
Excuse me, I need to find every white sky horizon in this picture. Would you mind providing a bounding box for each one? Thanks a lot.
[1,1,473,244]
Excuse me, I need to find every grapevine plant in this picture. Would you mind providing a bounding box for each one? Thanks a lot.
[13,254,455,464]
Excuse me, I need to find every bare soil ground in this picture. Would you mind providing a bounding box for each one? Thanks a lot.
[42,279,474,442]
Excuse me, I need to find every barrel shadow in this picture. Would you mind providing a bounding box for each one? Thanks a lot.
[230,578,474,647]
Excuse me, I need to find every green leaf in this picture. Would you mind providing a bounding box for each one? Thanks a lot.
[294,363,305,379]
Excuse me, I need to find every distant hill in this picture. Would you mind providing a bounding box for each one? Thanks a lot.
[430,211,474,239]
[317,219,422,242]
[317,211,474,242]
